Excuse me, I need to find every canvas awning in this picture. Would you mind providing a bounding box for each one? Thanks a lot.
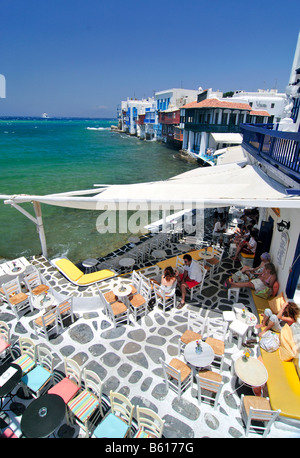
[211,133,243,144]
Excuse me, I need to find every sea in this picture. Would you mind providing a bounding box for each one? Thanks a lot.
[0,118,197,263]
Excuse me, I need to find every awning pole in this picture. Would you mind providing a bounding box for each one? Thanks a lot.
[32,201,48,258]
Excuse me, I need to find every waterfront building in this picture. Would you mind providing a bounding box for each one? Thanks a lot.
[231,89,286,123]
[118,97,155,136]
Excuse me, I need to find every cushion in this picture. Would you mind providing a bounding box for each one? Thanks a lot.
[279,324,298,361]
[0,427,18,438]
[0,337,10,353]
[134,430,154,438]
[272,281,279,297]
[9,292,28,305]
[77,269,115,285]
[14,354,35,374]
[268,292,286,314]
[56,259,84,282]
[93,413,129,438]
[48,377,80,403]
[68,390,99,423]
[22,365,52,394]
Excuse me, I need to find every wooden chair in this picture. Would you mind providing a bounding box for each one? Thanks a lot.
[196,370,224,410]
[24,268,49,296]
[205,319,228,372]
[93,391,134,438]
[160,357,192,399]
[57,297,75,328]
[240,395,281,437]
[68,368,103,437]
[21,345,54,398]
[205,247,224,279]
[97,286,129,326]
[128,280,151,321]
[130,270,141,295]
[14,337,36,375]
[0,321,14,361]
[178,308,209,356]
[153,283,176,313]
[2,278,31,318]
[33,309,59,341]
[134,406,165,438]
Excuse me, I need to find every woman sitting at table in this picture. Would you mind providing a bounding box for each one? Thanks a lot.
[256,301,299,337]
[151,266,177,294]
[232,229,258,261]
[231,252,271,283]
[225,262,277,296]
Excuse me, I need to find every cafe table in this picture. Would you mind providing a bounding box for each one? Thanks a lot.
[31,292,56,311]
[198,247,214,262]
[184,340,214,375]
[21,393,66,438]
[235,356,268,388]
[0,362,22,411]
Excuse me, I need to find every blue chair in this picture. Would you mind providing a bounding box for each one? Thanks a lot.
[93,391,134,438]
[21,345,54,398]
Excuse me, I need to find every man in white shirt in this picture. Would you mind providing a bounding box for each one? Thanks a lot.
[212,218,226,246]
[176,254,203,308]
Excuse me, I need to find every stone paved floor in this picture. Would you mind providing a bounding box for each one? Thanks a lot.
[1,229,300,438]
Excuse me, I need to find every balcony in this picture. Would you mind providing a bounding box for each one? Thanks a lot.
[241,123,300,185]
[182,123,241,133]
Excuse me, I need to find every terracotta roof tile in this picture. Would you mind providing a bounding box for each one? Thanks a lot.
[250,110,271,116]
[181,98,252,111]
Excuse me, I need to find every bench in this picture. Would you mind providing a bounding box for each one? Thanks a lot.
[251,291,300,423]
[51,257,117,286]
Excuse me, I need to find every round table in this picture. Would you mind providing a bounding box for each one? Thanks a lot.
[176,244,191,251]
[119,258,135,268]
[198,249,214,261]
[31,292,56,311]
[82,258,99,273]
[184,341,214,371]
[112,283,132,298]
[235,356,268,388]
[0,363,22,411]
[152,249,167,259]
[21,394,66,438]
[7,264,26,276]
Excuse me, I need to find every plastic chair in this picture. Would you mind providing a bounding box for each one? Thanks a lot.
[0,321,14,361]
[160,357,192,399]
[129,280,151,321]
[2,278,31,318]
[178,308,209,356]
[14,337,36,375]
[24,268,49,296]
[153,282,176,313]
[240,394,281,437]
[134,406,165,438]
[196,370,224,409]
[205,319,228,372]
[21,345,54,398]
[48,358,81,406]
[93,391,134,438]
[57,297,75,328]
[68,368,103,437]
[33,309,59,341]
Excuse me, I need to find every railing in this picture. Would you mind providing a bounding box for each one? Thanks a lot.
[241,123,300,184]
[182,123,241,133]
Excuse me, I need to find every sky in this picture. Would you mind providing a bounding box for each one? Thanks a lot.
[0,0,299,118]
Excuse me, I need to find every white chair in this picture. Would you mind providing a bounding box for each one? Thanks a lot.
[93,391,134,438]
[228,288,240,302]
[33,309,59,341]
[21,345,54,398]
[0,321,14,361]
[229,319,249,349]
[160,357,192,399]
[187,264,207,300]
[24,268,49,296]
[57,297,75,328]
[129,280,151,321]
[14,337,36,375]
[196,370,224,410]
[2,278,32,318]
[68,368,103,438]
[134,406,165,438]
[178,308,209,356]
[153,283,176,313]
[240,394,281,437]
[97,286,129,327]
[205,319,228,372]
[130,270,142,295]
[205,247,224,279]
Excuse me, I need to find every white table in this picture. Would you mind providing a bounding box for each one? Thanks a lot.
[184,340,214,373]
[119,258,135,268]
[31,293,56,311]
[152,249,167,259]
[112,283,132,298]
[235,356,268,388]
[82,258,98,273]
[198,248,214,261]
[176,244,191,252]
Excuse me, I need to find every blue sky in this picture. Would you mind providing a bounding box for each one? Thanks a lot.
[1,0,299,118]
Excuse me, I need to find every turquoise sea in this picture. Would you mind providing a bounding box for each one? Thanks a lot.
[0,118,197,262]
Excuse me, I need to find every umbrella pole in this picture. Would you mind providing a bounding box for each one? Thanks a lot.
[32,201,48,258]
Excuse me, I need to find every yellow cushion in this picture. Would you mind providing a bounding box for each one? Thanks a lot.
[279,324,298,362]
[269,292,286,314]
[56,259,84,282]
[240,252,255,259]
[77,269,115,285]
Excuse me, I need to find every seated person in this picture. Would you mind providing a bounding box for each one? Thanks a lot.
[159,266,177,294]
[256,301,299,337]
[232,229,258,261]
[176,254,203,308]
[212,219,226,246]
[232,252,271,282]
[225,262,277,295]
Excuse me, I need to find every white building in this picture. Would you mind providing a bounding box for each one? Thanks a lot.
[231,89,286,123]
[119,98,155,136]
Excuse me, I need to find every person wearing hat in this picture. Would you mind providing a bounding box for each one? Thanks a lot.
[231,252,271,283]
